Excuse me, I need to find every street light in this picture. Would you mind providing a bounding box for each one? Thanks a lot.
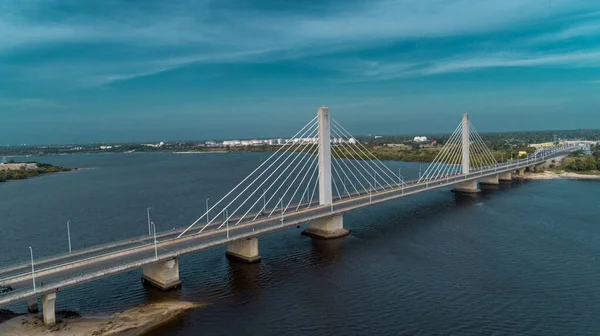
[147,207,151,235]
[67,221,72,254]
[373,169,377,191]
[150,222,158,259]
[398,167,402,185]
[224,208,229,239]
[29,247,36,293]
[280,198,284,224]
[206,198,210,224]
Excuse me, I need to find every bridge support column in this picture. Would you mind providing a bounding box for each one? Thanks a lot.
[142,258,182,290]
[452,179,480,193]
[479,174,499,185]
[303,214,350,239]
[42,293,56,327]
[498,171,512,182]
[461,113,470,175]
[226,237,261,263]
[517,168,526,177]
[27,297,39,313]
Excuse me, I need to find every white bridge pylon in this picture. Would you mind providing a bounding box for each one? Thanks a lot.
[418,113,497,183]
[177,107,403,238]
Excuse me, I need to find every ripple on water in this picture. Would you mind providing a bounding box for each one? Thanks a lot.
[2,155,599,335]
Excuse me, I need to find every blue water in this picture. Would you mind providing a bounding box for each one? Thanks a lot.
[1,153,599,335]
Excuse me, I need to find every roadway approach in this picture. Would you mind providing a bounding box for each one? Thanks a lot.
[0,109,576,326]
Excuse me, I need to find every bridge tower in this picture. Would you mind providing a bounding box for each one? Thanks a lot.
[453,113,480,193]
[302,107,350,239]
[462,113,470,175]
[318,106,333,205]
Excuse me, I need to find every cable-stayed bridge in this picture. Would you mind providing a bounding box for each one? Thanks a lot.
[0,108,575,326]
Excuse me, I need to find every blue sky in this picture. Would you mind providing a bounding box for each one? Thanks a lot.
[1,0,600,145]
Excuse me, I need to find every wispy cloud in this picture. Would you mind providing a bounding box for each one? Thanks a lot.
[528,22,600,43]
[422,50,600,75]
[1,0,599,88]
[0,97,64,109]
[333,49,600,81]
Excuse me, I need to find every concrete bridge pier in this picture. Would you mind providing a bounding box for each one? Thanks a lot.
[516,168,526,177]
[498,171,512,182]
[226,237,261,263]
[302,214,350,239]
[27,297,38,313]
[452,179,480,193]
[479,174,499,185]
[142,258,182,290]
[42,292,56,327]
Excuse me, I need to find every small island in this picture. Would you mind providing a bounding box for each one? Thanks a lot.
[0,161,74,183]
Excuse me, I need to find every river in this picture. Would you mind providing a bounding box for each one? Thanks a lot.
[1,153,599,335]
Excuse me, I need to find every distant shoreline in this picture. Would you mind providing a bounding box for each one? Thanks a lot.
[173,151,228,154]
[525,171,600,180]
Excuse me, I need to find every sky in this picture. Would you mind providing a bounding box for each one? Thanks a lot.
[1,0,600,145]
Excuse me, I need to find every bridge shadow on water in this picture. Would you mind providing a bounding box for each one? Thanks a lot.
[306,237,345,267]
[145,179,534,316]
[343,178,530,244]
[225,259,262,295]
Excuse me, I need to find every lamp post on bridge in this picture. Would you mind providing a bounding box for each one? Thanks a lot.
[224,208,229,239]
[147,207,151,235]
[279,198,284,224]
[398,167,402,186]
[206,198,210,224]
[342,175,348,197]
[150,221,158,259]
[29,247,36,293]
[67,221,72,254]
[373,168,377,192]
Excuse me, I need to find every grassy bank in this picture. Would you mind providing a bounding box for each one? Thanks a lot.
[0,162,74,183]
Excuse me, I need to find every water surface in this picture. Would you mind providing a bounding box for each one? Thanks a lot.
[1,153,598,335]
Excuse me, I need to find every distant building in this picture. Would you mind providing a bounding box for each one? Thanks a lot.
[413,136,428,143]
[142,141,165,148]
[386,144,410,149]
[528,142,554,149]
[562,140,598,147]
